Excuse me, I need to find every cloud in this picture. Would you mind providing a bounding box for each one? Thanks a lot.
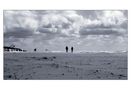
[78,10,127,37]
[4,10,127,38]
[99,11,127,28]
[79,29,122,36]
[38,27,58,34]
[4,10,38,32]
[4,27,34,38]
[3,10,128,52]
[36,11,83,37]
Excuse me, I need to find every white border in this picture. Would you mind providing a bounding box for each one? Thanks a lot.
[0,0,130,90]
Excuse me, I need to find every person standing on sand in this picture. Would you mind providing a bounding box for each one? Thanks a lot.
[65,46,68,53]
[71,46,73,53]
[34,48,37,52]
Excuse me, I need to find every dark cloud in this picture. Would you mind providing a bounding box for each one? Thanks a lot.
[79,29,122,36]
[42,24,52,28]
[61,23,71,29]
[4,27,34,38]
[38,27,54,34]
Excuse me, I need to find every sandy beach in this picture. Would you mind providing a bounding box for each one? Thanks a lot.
[4,52,127,80]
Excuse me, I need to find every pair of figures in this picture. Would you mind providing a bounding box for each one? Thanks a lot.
[65,46,74,53]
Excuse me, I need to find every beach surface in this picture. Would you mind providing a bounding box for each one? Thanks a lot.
[4,52,127,80]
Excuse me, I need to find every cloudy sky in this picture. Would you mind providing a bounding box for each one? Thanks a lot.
[4,10,128,52]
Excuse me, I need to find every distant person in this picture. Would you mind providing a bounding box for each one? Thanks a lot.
[34,48,37,52]
[71,46,73,53]
[65,46,68,53]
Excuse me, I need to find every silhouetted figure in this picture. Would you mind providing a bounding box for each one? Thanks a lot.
[34,48,37,52]
[71,46,73,53]
[65,46,68,53]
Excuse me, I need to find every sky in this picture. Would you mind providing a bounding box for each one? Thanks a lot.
[3,10,128,52]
